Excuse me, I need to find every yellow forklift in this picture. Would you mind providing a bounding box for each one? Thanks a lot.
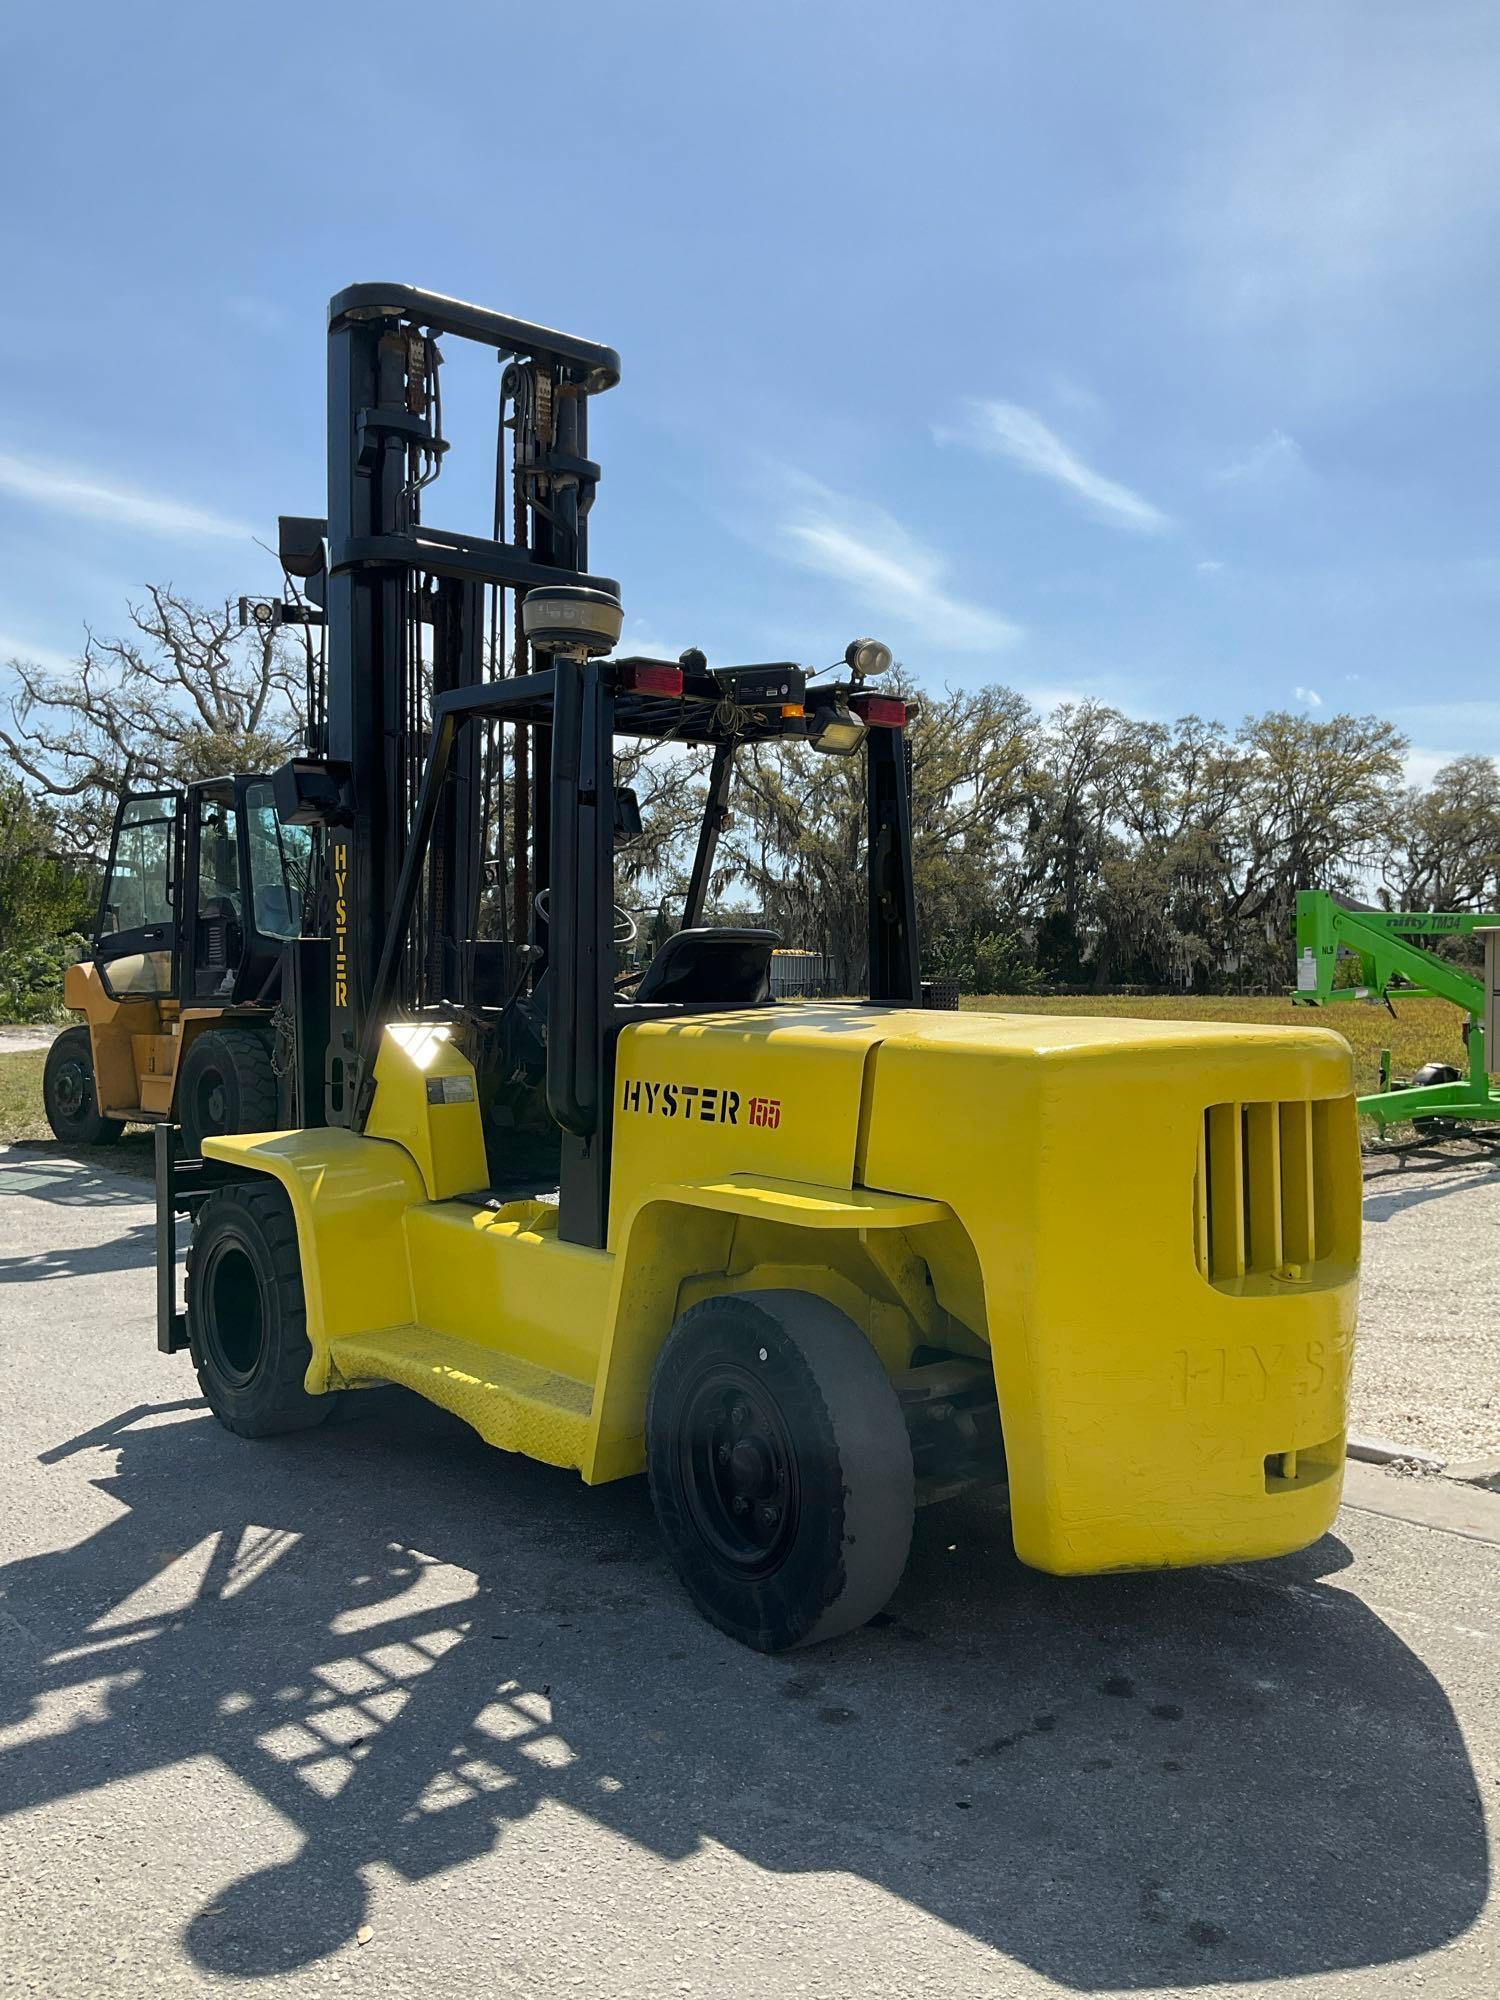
[45,774,315,1154]
[156,284,1362,1651]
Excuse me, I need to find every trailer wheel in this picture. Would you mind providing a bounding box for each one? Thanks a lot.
[43,1025,124,1147]
[646,1289,914,1652]
[178,1029,277,1155]
[186,1181,331,1438]
[1409,1062,1463,1131]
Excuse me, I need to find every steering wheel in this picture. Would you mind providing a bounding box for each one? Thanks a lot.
[532,888,638,947]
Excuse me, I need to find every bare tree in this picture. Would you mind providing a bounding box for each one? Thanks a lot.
[2,586,305,862]
[1379,755,1500,913]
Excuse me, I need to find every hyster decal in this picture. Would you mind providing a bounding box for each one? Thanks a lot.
[332,839,350,1008]
[618,1078,772,1126]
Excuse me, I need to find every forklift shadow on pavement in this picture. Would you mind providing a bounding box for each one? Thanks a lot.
[0,1217,155,1287]
[0,1395,1487,1990]
[1,1139,153,1205]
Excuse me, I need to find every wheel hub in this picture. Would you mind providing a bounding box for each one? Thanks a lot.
[728,1436,775,1498]
[53,1061,86,1118]
[195,1068,229,1136]
[679,1365,799,1577]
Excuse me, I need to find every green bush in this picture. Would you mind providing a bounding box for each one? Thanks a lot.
[0,933,86,1023]
[926,921,1044,995]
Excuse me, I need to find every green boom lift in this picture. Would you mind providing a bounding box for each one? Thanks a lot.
[1293,889,1500,1129]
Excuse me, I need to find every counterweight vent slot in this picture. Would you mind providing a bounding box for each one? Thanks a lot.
[1193,1099,1352,1285]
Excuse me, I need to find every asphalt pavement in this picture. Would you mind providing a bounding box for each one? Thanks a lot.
[0,1143,1496,1999]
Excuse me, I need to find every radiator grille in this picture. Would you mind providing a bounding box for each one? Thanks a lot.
[1193,1099,1347,1283]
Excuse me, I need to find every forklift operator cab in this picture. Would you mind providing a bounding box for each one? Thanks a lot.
[158,282,1363,1656]
[47,775,314,1156]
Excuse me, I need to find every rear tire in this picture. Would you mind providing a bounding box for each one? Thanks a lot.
[186,1181,331,1438]
[178,1028,277,1156]
[43,1025,124,1146]
[646,1289,915,1652]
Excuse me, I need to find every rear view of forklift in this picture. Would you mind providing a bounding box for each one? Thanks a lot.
[46,773,316,1153]
[157,283,1363,1651]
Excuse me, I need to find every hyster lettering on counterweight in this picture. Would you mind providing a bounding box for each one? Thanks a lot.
[619,1078,751,1125]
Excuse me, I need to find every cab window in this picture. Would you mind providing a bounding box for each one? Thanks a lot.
[102,795,176,934]
[244,780,311,939]
[198,802,242,923]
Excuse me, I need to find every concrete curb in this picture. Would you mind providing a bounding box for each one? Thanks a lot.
[1347,1433,1447,1474]
[1342,1459,1500,1545]
[1443,1454,1500,1491]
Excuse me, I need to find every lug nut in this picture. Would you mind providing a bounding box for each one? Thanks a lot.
[731,1495,749,1516]
[757,1504,780,1529]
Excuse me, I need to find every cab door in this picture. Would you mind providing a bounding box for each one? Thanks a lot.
[93,792,179,1002]
[183,786,249,1002]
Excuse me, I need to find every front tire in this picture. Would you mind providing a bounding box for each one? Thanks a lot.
[43,1025,124,1146]
[186,1181,331,1438]
[646,1289,915,1652]
[178,1028,277,1156]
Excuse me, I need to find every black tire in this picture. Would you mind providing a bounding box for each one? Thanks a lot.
[1410,1062,1463,1130]
[646,1289,915,1652]
[178,1028,277,1155]
[186,1181,331,1438]
[43,1025,125,1147]
[1410,1062,1462,1089]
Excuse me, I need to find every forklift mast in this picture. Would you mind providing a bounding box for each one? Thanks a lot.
[271,283,920,1243]
[277,285,623,1125]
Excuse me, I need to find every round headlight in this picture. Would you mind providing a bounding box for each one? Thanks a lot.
[844,636,893,678]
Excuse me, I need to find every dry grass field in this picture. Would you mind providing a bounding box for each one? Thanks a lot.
[0,1051,47,1142]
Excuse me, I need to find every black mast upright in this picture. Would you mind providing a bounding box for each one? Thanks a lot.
[318,285,621,1126]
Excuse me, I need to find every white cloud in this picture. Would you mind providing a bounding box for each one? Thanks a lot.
[1018,683,1087,718]
[0,629,78,675]
[937,401,1171,536]
[0,450,247,541]
[1402,746,1468,791]
[1196,558,1225,575]
[1214,431,1306,485]
[1294,685,1323,708]
[779,478,1019,653]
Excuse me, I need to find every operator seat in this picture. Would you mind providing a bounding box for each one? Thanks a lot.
[633,928,780,1006]
[253,883,301,939]
[196,897,244,996]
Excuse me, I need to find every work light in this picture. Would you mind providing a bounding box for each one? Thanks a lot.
[844,637,893,679]
[810,699,868,757]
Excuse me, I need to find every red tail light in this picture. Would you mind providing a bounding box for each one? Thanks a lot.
[850,693,906,728]
[623,663,684,697]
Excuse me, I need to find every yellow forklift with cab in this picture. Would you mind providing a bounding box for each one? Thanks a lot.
[46,773,316,1154]
[155,284,1362,1651]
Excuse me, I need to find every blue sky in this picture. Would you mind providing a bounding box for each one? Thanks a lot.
[2,1,1497,785]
